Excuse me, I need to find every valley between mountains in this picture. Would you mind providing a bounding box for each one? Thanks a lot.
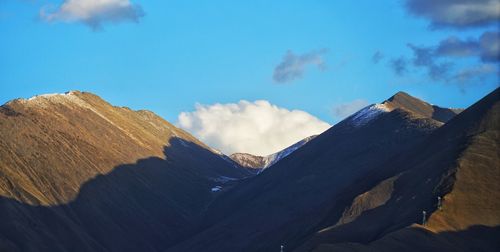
[0,89,498,252]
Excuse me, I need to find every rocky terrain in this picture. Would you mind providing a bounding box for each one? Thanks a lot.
[0,89,497,252]
[0,91,252,252]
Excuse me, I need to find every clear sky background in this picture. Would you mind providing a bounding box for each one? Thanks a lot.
[1,0,498,155]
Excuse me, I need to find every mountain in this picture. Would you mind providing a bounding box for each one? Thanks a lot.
[229,152,266,170]
[0,91,252,252]
[230,135,317,170]
[344,91,462,128]
[166,90,497,252]
[299,87,500,252]
[1,89,495,252]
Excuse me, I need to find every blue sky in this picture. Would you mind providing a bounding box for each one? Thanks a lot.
[0,0,498,154]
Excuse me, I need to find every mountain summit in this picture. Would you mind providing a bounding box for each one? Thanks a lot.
[0,91,251,252]
[384,91,463,123]
[339,91,462,129]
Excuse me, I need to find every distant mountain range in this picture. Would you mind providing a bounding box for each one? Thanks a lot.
[0,89,498,252]
[230,135,317,170]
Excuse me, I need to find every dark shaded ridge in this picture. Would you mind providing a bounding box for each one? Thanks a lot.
[313,225,500,252]
[0,137,241,252]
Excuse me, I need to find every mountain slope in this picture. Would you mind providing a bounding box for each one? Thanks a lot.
[167,92,450,252]
[230,135,317,170]
[302,87,499,252]
[0,91,252,252]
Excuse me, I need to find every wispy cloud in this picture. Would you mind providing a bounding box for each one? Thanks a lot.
[479,31,500,62]
[40,0,145,30]
[435,32,499,62]
[452,64,498,82]
[407,43,454,81]
[388,30,499,83]
[273,49,328,83]
[389,57,409,76]
[399,0,499,89]
[177,100,330,156]
[372,51,384,64]
[404,0,500,29]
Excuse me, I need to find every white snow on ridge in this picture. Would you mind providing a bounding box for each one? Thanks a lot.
[347,103,390,127]
[21,91,90,109]
[211,185,222,192]
[261,135,316,170]
[27,91,76,101]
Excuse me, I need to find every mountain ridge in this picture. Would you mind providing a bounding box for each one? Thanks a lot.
[166,92,449,252]
[0,89,496,252]
[230,135,317,170]
[0,90,252,251]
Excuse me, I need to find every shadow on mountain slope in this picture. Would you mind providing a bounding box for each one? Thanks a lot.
[313,225,500,252]
[165,88,498,252]
[0,137,241,252]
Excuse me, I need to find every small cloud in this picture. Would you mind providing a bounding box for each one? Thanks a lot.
[479,31,500,62]
[428,62,453,81]
[407,44,435,67]
[177,100,331,156]
[404,0,500,29]
[452,64,498,82]
[332,99,369,120]
[407,43,453,81]
[372,51,384,64]
[389,57,409,76]
[402,31,499,81]
[435,36,480,57]
[273,49,328,83]
[435,32,499,63]
[40,0,145,30]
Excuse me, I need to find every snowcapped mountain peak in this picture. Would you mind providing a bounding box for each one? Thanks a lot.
[347,103,391,127]
[262,135,316,169]
[15,91,90,109]
[229,135,317,171]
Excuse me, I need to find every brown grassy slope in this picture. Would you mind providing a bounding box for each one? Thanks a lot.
[384,91,463,123]
[0,91,247,205]
[304,88,499,252]
[0,91,251,252]
[425,98,500,231]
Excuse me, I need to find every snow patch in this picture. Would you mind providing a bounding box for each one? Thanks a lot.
[27,91,77,101]
[211,185,222,192]
[347,103,390,127]
[259,135,316,172]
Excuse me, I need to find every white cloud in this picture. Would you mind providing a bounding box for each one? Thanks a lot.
[273,49,328,83]
[40,0,144,29]
[332,99,369,120]
[177,100,331,156]
[405,0,500,29]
